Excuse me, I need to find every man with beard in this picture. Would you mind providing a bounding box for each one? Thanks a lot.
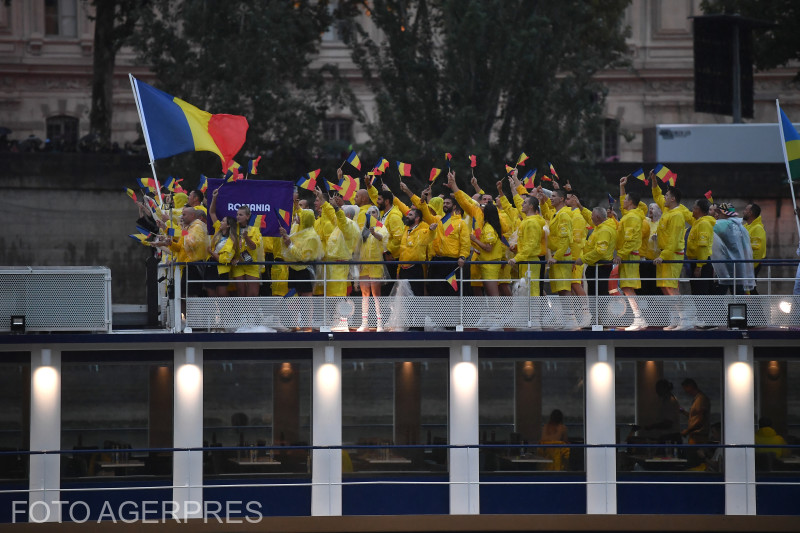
[394,206,436,296]
[400,177,469,296]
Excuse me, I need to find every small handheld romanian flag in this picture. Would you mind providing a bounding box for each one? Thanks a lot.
[429,168,442,182]
[246,156,261,176]
[129,234,149,245]
[339,175,359,201]
[468,155,477,168]
[346,150,362,171]
[365,213,384,229]
[373,158,390,175]
[278,209,292,228]
[297,169,320,190]
[249,213,266,229]
[704,190,714,204]
[505,164,514,175]
[198,175,208,193]
[396,161,412,177]
[162,176,176,191]
[516,152,528,167]
[522,169,536,189]
[137,177,157,191]
[226,166,243,182]
[548,162,559,181]
[445,152,452,167]
[283,288,297,298]
[446,269,458,292]
[125,188,137,202]
[653,164,677,186]
[607,193,616,207]
[631,167,647,185]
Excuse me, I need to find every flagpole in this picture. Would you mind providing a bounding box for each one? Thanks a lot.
[776,99,800,239]
[129,73,164,207]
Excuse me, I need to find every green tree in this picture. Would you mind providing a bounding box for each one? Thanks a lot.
[86,0,147,148]
[702,0,800,79]
[133,0,357,178]
[337,0,630,195]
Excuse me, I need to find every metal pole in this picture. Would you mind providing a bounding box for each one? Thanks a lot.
[732,23,742,124]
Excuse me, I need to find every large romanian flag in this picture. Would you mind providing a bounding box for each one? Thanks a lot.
[778,106,800,180]
[130,75,248,172]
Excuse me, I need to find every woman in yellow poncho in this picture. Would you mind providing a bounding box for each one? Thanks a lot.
[357,205,389,331]
[232,205,263,297]
[280,209,324,297]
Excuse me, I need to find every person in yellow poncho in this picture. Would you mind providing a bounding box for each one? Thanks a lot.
[205,215,239,297]
[575,207,617,299]
[357,205,389,331]
[280,209,324,297]
[614,183,646,330]
[743,203,766,294]
[686,198,716,295]
[313,187,360,298]
[231,205,263,297]
[508,195,545,297]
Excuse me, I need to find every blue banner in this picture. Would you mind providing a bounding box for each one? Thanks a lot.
[206,178,294,237]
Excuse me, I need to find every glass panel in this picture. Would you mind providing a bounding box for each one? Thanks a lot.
[342,358,448,473]
[203,359,311,477]
[0,361,29,481]
[754,359,800,472]
[61,358,173,479]
[479,358,585,472]
[616,358,723,473]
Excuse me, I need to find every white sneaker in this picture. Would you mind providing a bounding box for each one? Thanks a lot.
[563,316,579,330]
[375,319,384,332]
[673,320,695,331]
[331,324,350,332]
[357,318,368,332]
[663,323,679,331]
[578,311,592,328]
[625,318,646,331]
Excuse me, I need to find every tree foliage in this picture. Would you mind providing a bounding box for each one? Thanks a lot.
[132,0,357,178]
[702,0,800,80]
[337,0,630,195]
[86,0,147,146]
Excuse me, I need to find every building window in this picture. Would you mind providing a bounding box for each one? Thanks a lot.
[754,350,799,474]
[323,118,354,143]
[598,118,619,162]
[60,352,174,479]
[203,351,312,477]
[342,351,449,473]
[479,354,585,472]
[44,0,78,37]
[0,357,30,481]
[615,355,723,473]
[321,0,343,42]
[46,115,79,151]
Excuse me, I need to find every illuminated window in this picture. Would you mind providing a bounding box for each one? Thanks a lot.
[615,351,723,473]
[203,350,311,477]
[754,348,799,474]
[479,350,585,473]
[341,349,448,474]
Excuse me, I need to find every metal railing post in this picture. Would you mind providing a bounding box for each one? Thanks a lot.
[594,265,599,326]
[174,264,182,333]
[459,262,464,330]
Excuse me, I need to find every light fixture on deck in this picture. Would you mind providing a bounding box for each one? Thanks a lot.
[727,303,747,329]
[779,300,792,314]
[10,315,25,333]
